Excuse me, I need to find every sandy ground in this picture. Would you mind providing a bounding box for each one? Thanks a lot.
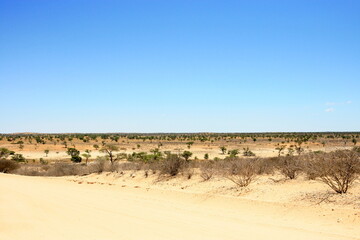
[1,173,359,240]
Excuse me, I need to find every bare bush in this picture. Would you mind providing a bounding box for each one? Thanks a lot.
[277,156,302,179]
[13,165,44,176]
[160,154,186,176]
[200,161,215,181]
[222,158,257,187]
[90,157,108,173]
[309,150,360,194]
[118,161,143,171]
[253,157,279,175]
[0,159,19,173]
[184,168,194,179]
[46,163,84,176]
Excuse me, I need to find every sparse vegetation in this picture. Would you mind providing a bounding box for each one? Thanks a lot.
[307,150,360,194]
[2,133,360,195]
[222,158,257,188]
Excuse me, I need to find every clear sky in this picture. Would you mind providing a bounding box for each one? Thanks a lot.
[1,0,359,133]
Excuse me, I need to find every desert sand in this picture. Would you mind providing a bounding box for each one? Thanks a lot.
[1,172,359,240]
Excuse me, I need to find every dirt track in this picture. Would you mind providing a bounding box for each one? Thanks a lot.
[1,174,359,240]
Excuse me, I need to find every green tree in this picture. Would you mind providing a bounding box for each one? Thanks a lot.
[181,151,193,161]
[220,146,227,154]
[0,148,13,159]
[186,142,194,149]
[44,149,49,157]
[82,150,91,165]
[100,144,119,164]
[275,144,286,157]
[66,147,82,163]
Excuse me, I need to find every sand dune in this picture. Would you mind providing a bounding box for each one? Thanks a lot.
[1,173,359,240]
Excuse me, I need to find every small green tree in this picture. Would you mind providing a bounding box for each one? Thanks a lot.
[186,142,194,149]
[44,149,49,157]
[275,144,286,157]
[181,151,193,161]
[100,144,119,164]
[93,144,100,150]
[67,147,82,163]
[220,146,227,154]
[204,153,209,160]
[82,150,91,165]
[0,148,13,159]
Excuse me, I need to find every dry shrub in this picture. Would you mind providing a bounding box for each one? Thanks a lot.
[89,157,122,173]
[200,161,215,181]
[46,163,84,176]
[222,158,257,187]
[0,159,19,173]
[253,157,279,175]
[184,168,194,179]
[308,150,360,194]
[92,159,107,173]
[160,154,186,176]
[14,165,44,176]
[118,161,143,171]
[277,156,302,179]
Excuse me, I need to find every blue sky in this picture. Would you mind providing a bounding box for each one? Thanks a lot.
[1,0,359,133]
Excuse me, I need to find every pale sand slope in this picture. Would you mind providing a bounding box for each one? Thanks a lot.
[0,174,359,240]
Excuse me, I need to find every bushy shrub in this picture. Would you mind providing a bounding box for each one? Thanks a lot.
[0,148,13,159]
[243,147,255,157]
[11,154,26,162]
[67,147,82,163]
[0,159,19,173]
[71,156,82,163]
[127,151,162,163]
